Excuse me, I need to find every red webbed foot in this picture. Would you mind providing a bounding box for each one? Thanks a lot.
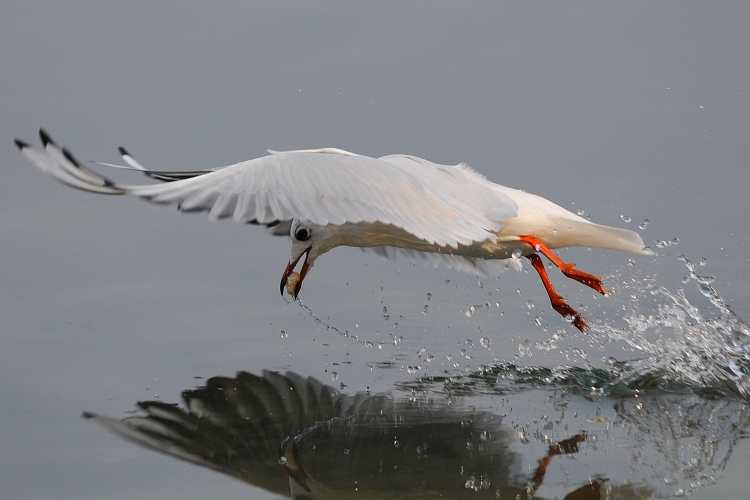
[526,253,587,331]
[519,236,605,295]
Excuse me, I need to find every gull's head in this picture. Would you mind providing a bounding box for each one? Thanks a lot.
[280,218,340,299]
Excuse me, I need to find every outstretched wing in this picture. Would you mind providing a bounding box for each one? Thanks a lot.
[16,130,517,248]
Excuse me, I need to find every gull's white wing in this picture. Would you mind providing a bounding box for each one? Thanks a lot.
[17,131,518,248]
[378,154,518,225]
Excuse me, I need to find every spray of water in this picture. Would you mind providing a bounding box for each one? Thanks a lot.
[587,255,750,397]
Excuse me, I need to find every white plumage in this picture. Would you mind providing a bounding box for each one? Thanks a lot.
[16,129,648,331]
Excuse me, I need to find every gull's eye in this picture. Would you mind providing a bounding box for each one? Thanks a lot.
[295,227,310,241]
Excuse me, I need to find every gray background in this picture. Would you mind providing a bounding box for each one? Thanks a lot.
[2,2,749,499]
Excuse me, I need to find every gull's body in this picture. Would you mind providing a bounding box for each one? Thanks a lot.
[15,130,647,330]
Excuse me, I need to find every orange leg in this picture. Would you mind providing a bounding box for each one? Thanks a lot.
[531,434,588,492]
[526,253,587,331]
[518,236,605,294]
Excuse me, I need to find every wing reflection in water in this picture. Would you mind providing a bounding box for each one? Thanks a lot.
[84,369,750,499]
[84,370,529,499]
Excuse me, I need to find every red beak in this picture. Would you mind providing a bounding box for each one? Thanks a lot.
[280,247,311,299]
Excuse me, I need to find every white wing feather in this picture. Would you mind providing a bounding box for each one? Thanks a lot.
[18,133,518,248]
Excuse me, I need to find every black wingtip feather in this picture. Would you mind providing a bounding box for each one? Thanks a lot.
[39,128,56,147]
[62,147,82,167]
[118,146,129,156]
[14,139,29,150]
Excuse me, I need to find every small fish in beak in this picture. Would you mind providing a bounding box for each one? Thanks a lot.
[284,272,302,297]
[280,247,311,299]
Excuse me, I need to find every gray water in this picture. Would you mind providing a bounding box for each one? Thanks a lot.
[2,3,749,499]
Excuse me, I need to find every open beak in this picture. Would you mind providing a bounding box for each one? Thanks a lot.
[280,247,312,299]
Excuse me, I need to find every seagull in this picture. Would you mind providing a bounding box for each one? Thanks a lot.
[15,129,648,331]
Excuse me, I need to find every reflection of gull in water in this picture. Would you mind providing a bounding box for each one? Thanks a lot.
[16,130,648,330]
[86,371,367,497]
[83,370,622,499]
[81,366,747,499]
[82,368,750,499]
[84,371,523,498]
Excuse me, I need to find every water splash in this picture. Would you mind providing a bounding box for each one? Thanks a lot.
[401,255,750,399]
[588,255,750,397]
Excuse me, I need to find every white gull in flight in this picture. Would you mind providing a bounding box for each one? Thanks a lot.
[15,130,648,331]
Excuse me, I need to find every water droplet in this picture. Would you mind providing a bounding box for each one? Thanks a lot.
[343,448,350,455]
[577,209,585,216]
[279,330,288,338]
[699,257,708,267]
[639,219,650,229]
[330,372,338,381]
[477,281,484,289]
[512,249,523,259]
[278,456,288,465]
[445,279,451,285]
[527,300,535,309]
[426,292,432,301]
[620,215,631,223]
[534,316,543,326]
[393,440,400,448]
[670,237,680,245]
[480,337,490,347]
[382,307,390,320]
[422,305,429,315]
[656,240,669,248]
[516,288,522,295]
